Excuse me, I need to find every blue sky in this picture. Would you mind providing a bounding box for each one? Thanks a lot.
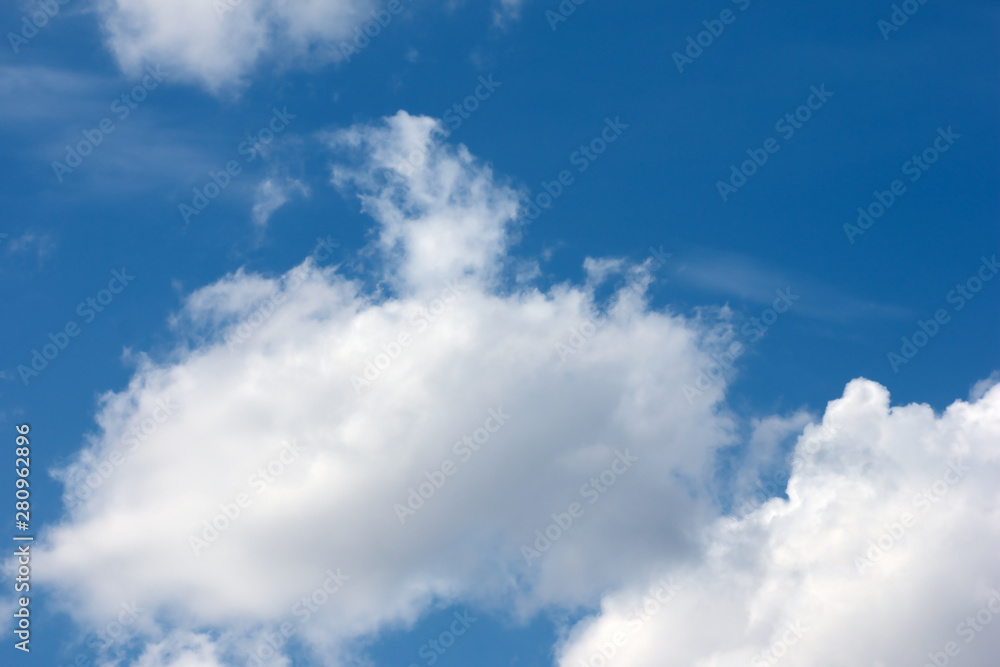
[1,1,999,666]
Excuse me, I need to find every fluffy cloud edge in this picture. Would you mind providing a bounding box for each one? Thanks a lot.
[555,377,1000,667]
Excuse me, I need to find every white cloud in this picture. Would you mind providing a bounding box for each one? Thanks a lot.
[24,112,1000,667]
[96,0,377,92]
[32,111,735,665]
[556,378,1000,667]
[132,632,228,667]
[251,177,309,227]
[327,111,522,292]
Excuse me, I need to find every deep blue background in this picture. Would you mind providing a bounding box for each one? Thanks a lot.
[1,0,997,664]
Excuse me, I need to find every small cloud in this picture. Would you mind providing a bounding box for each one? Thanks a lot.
[6,232,35,254]
[493,0,524,27]
[251,178,309,227]
[970,371,1000,401]
[4,231,56,264]
[94,0,380,93]
[404,48,420,63]
[513,258,541,283]
[582,256,625,286]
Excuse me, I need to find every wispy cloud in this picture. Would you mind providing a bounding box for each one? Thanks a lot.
[251,177,310,227]
[668,246,912,322]
[493,0,525,27]
[0,65,106,123]
[3,230,56,265]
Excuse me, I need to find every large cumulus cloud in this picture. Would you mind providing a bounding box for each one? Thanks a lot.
[32,112,738,666]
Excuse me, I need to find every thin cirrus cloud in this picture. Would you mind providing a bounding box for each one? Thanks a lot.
[669,246,914,323]
[22,113,1000,667]
[0,64,218,195]
[0,65,106,123]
